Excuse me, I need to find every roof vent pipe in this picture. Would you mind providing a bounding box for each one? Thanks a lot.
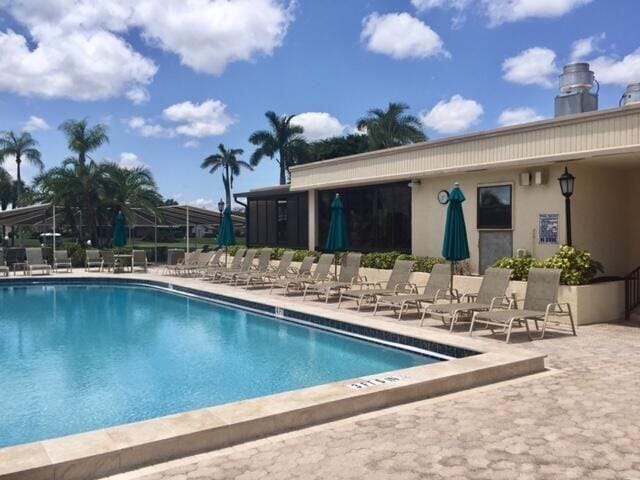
[555,63,599,117]
[620,83,640,106]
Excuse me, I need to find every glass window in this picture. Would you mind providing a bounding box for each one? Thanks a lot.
[477,185,512,229]
[318,182,411,252]
[276,200,288,243]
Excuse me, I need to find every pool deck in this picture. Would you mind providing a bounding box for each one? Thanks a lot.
[2,269,638,479]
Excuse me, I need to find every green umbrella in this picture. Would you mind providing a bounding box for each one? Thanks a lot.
[325,194,350,276]
[112,211,127,248]
[217,207,236,266]
[442,183,470,297]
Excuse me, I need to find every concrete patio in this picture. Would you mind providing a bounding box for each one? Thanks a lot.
[94,268,640,480]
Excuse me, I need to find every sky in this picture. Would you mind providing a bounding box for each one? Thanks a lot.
[0,0,638,210]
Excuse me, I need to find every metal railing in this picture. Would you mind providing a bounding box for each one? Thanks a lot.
[625,266,640,320]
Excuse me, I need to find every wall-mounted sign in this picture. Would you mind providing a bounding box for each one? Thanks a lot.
[539,214,559,244]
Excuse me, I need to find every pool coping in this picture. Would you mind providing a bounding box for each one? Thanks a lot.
[0,273,546,480]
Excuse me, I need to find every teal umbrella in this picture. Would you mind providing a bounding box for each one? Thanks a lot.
[442,183,470,297]
[112,211,127,248]
[325,194,350,276]
[217,207,236,266]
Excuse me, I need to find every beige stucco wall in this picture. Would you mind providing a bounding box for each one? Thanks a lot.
[411,164,567,274]
[410,162,639,277]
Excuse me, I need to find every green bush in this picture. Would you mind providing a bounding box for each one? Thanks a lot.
[543,245,604,286]
[493,255,543,281]
[494,246,604,285]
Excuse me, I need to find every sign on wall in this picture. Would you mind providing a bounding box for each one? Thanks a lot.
[539,214,559,244]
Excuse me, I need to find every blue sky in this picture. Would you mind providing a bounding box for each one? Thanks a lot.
[0,0,638,209]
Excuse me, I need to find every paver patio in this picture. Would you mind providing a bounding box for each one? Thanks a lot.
[100,269,640,480]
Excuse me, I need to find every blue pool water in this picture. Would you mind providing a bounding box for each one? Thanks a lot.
[0,283,438,448]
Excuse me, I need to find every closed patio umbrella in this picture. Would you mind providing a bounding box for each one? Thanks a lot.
[112,211,127,248]
[218,207,236,266]
[325,194,350,276]
[442,183,470,297]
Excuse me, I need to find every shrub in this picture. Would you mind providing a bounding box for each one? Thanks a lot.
[543,245,604,286]
[493,255,543,281]
[494,246,604,285]
[362,252,403,270]
[67,243,86,267]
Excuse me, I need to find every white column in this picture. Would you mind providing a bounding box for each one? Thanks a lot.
[52,204,56,260]
[307,190,317,251]
[186,206,190,252]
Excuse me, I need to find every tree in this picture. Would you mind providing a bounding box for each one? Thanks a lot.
[357,102,427,151]
[201,144,253,208]
[0,168,14,211]
[249,111,308,184]
[304,134,370,163]
[0,131,44,206]
[58,119,109,165]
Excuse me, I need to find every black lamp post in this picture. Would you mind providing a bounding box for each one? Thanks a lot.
[558,166,576,246]
[217,198,225,235]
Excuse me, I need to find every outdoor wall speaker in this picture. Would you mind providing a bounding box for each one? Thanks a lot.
[519,172,531,186]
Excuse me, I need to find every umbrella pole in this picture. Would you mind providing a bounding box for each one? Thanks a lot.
[450,261,455,304]
[52,204,56,262]
[225,246,228,268]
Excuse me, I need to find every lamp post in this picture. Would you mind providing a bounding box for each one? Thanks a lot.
[217,198,225,236]
[558,166,576,246]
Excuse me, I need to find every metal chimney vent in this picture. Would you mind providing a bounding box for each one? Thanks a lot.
[621,83,640,106]
[555,63,598,117]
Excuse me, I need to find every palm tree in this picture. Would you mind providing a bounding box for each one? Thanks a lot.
[58,119,109,166]
[0,167,13,211]
[249,111,308,185]
[0,131,44,206]
[101,162,162,224]
[201,144,253,208]
[357,102,427,151]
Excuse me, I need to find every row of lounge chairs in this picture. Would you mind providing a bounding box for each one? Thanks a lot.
[84,250,148,272]
[164,248,576,343]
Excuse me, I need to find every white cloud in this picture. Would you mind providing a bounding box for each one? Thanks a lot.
[190,198,216,210]
[0,28,157,101]
[290,112,346,141]
[590,48,640,86]
[2,153,40,182]
[163,99,234,138]
[127,117,175,138]
[570,33,605,62]
[133,0,294,76]
[21,115,50,132]
[183,140,200,149]
[420,94,483,134]
[482,0,591,26]
[118,152,147,170]
[126,86,150,104]
[0,0,293,101]
[498,107,544,126]
[411,0,471,10]
[361,12,448,60]
[502,47,558,88]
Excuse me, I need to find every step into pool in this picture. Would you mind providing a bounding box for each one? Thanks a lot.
[0,283,440,448]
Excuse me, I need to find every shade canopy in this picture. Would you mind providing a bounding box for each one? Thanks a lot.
[217,207,236,247]
[112,211,127,248]
[442,185,470,262]
[324,194,350,252]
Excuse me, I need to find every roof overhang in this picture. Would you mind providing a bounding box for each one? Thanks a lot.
[289,104,640,191]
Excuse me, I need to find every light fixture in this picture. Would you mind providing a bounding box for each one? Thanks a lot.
[408,180,422,188]
[217,198,225,213]
[558,166,576,246]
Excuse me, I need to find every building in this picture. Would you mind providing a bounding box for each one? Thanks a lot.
[237,88,640,278]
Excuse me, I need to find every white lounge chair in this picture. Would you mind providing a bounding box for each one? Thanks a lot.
[25,248,51,276]
[53,250,73,273]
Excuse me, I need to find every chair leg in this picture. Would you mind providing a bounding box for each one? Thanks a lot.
[568,305,577,336]
[469,312,477,336]
[337,292,344,309]
[373,300,380,315]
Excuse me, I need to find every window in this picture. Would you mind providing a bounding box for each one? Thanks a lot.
[276,200,288,243]
[318,182,411,252]
[477,185,512,229]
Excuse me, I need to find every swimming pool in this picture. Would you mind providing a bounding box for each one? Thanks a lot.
[0,282,439,448]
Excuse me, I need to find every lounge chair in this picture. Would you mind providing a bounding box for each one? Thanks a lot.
[101,250,117,272]
[132,250,148,272]
[25,248,51,276]
[470,268,576,343]
[230,249,272,285]
[269,255,318,294]
[423,267,513,329]
[236,250,295,288]
[85,249,103,271]
[53,250,73,273]
[214,249,259,283]
[165,249,202,276]
[303,252,364,303]
[180,250,218,277]
[338,259,415,311]
[0,249,9,277]
[202,248,246,280]
[373,263,454,320]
